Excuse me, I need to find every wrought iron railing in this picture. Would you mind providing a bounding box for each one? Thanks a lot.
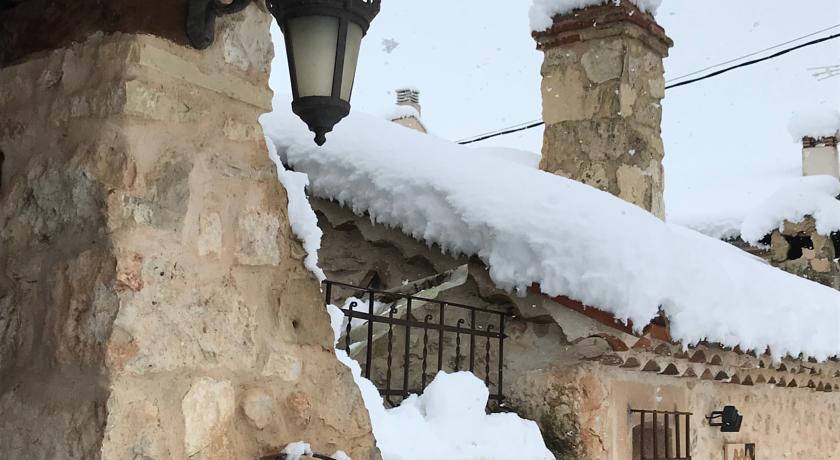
[629,409,692,460]
[324,279,512,407]
[261,453,337,460]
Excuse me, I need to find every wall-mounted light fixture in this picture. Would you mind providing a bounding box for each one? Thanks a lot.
[187,0,379,145]
[268,0,380,145]
[707,406,742,433]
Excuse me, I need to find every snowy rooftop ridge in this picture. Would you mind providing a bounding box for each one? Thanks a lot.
[529,0,662,31]
[264,110,840,362]
[741,176,840,245]
[675,176,840,245]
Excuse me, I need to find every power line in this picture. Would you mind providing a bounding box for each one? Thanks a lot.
[458,120,545,145]
[665,23,840,84]
[665,32,840,89]
[457,30,840,145]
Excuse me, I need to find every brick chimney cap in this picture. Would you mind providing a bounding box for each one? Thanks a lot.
[532,0,673,53]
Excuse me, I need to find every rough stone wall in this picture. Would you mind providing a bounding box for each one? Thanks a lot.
[540,360,840,459]
[0,6,376,459]
[767,217,840,290]
[533,2,672,218]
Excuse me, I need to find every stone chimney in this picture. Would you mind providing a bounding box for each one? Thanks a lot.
[391,88,427,133]
[532,0,673,219]
[802,133,839,178]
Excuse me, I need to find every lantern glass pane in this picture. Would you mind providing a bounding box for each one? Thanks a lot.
[340,22,364,101]
[288,16,339,97]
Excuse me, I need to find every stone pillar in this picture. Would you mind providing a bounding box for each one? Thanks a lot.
[0,2,376,459]
[532,1,673,218]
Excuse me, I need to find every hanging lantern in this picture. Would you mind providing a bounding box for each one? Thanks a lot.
[268,0,380,145]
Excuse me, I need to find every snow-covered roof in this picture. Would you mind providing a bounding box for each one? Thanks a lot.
[674,171,840,243]
[264,110,840,361]
[741,176,840,244]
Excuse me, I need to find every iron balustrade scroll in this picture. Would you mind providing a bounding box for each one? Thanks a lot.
[324,280,513,407]
[630,409,692,460]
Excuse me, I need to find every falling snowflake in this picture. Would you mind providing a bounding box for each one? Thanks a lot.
[381,38,399,54]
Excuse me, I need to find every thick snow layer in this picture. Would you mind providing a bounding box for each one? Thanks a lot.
[788,109,840,142]
[741,176,840,244]
[336,352,553,460]
[530,0,662,31]
[265,133,326,281]
[265,110,840,360]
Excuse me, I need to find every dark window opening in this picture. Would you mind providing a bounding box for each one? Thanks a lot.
[831,232,840,260]
[784,234,814,260]
[358,270,383,290]
[630,409,691,460]
[758,233,772,247]
[0,148,4,191]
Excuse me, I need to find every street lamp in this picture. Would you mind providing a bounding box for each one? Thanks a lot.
[267,0,380,145]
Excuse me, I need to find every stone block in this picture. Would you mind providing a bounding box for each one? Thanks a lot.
[198,212,223,257]
[581,41,623,84]
[236,211,283,266]
[242,388,275,430]
[262,352,303,381]
[182,377,235,457]
[770,231,790,263]
[616,164,650,210]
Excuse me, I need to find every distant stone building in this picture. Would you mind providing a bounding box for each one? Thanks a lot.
[389,88,427,133]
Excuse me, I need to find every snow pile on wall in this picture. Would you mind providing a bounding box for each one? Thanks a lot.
[325,305,554,460]
[677,176,840,244]
[281,441,350,460]
[741,175,840,244]
[265,110,840,360]
[265,132,326,281]
[788,109,840,141]
[331,304,553,459]
[530,0,662,31]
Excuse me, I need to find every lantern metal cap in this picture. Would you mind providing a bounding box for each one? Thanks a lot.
[267,0,381,32]
[292,97,351,146]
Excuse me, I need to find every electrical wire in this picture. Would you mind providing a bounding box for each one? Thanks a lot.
[457,30,840,145]
[664,32,840,89]
[665,22,840,84]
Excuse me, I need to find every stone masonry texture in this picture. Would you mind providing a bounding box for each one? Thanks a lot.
[0,3,377,459]
[534,1,672,219]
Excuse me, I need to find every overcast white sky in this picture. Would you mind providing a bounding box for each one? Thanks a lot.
[269,1,840,228]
